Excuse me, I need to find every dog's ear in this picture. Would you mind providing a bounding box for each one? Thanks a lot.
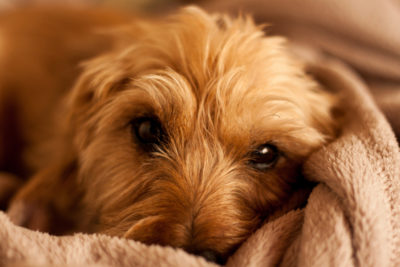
[304,81,339,142]
[262,37,338,143]
[7,154,85,234]
[65,52,133,151]
[5,53,130,233]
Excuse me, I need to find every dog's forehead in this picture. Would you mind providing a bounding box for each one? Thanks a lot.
[130,58,316,153]
[123,37,318,151]
[89,10,328,153]
[128,13,314,133]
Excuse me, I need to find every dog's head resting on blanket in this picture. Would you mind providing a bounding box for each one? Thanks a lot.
[66,7,336,263]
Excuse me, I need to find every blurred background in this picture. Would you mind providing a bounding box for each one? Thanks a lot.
[0,0,192,13]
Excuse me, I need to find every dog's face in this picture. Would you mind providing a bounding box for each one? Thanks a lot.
[66,7,335,262]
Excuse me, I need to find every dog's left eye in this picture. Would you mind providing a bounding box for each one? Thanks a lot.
[130,117,163,149]
[249,144,279,171]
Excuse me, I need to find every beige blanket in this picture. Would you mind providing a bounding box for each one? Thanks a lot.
[1,0,400,266]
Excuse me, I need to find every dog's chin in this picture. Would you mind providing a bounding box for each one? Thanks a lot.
[122,215,238,264]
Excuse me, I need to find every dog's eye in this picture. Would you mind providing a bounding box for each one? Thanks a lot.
[131,117,163,148]
[249,144,279,171]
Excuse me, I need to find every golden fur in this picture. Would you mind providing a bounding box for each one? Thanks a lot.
[2,6,336,263]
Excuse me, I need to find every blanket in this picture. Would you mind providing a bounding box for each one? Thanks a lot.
[1,0,400,266]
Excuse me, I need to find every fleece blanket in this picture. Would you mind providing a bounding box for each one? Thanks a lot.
[1,0,400,266]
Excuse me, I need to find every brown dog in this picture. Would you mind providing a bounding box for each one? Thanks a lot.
[1,5,336,263]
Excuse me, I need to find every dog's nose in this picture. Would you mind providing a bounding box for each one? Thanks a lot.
[190,249,224,264]
[199,250,220,263]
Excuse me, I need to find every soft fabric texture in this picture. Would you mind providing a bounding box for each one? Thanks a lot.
[1,0,400,266]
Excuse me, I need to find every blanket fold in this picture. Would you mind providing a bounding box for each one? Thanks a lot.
[300,61,400,267]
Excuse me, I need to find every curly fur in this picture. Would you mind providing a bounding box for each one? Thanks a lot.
[3,6,336,262]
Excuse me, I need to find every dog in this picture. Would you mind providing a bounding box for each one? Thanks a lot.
[1,5,336,263]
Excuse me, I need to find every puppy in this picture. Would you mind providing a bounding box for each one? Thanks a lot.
[2,6,336,263]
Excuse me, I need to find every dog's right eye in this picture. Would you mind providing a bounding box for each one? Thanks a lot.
[130,117,163,149]
[248,143,280,171]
